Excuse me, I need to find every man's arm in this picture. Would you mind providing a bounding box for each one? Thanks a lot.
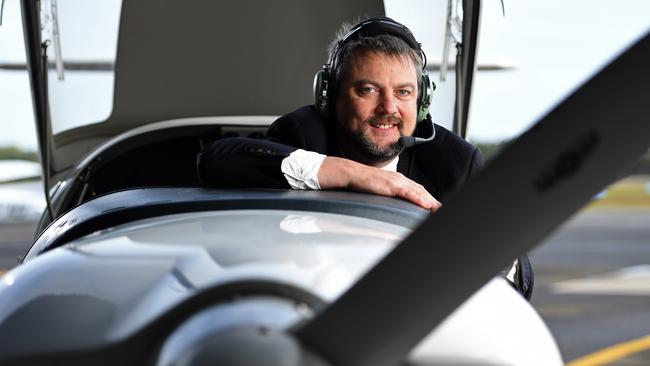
[197,109,319,189]
[197,137,294,189]
[318,156,441,211]
[198,140,440,210]
[197,106,440,210]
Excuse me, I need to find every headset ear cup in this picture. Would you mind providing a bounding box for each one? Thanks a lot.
[313,67,330,116]
[417,73,434,122]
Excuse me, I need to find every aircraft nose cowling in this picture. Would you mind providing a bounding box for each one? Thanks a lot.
[155,292,330,366]
[162,327,328,366]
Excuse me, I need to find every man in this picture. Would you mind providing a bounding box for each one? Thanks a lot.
[198,17,482,211]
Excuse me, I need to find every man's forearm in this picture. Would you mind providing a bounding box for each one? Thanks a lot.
[198,138,441,211]
[317,156,355,189]
[318,156,441,211]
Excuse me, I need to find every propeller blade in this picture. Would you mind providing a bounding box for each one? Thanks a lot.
[295,30,650,366]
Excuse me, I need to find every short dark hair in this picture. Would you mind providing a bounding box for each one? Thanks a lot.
[328,20,424,95]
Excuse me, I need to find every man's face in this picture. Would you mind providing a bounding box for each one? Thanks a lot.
[335,50,419,164]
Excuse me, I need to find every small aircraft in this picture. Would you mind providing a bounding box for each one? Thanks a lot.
[0,0,648,365]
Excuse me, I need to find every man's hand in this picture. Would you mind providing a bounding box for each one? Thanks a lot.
[317,157,442,212]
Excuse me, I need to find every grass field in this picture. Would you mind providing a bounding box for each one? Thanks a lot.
[585,175,650,210]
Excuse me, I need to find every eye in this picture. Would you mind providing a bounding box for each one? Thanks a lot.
[397,89,412,97]
[357,86,376,95]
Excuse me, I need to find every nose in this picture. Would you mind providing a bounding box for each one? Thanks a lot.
[376,93,398,115]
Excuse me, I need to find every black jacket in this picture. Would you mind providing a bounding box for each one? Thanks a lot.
[198,105,483,203]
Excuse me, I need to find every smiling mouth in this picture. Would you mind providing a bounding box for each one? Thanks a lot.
[368,115,402,130]
[370,123,396,129]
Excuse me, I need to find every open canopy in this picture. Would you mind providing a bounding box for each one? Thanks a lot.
[24,0,385,185]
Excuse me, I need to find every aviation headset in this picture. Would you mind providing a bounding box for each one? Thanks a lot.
[313,17,435,122]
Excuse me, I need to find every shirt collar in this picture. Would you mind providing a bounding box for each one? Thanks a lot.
[381,156,399,172]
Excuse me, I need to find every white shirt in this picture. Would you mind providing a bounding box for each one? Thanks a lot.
[280,149,399,190]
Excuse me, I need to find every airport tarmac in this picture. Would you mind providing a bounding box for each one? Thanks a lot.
[1,208,649,365]
[531,209,650,365]
[0,221,36,269]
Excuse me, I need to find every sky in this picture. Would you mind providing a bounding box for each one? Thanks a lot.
[465,0,650,142]
[0,0,649,150]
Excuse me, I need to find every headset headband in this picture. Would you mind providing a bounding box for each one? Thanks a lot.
[328,17,428,73]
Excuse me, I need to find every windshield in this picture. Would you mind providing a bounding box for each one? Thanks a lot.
[40,0,122,134]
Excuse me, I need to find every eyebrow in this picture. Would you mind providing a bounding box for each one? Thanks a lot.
[352,79,383,89]
[351,80,416,90]
[395,83,416,90]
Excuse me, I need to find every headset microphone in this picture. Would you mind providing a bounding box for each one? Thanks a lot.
[398,114,436,148]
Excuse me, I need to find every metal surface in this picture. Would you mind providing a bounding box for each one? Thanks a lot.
[295,30,650,366]
[0,206,560,365]
[11,1,649,364]
[7,209,649,364]
[452,0,481,139]
[20,1,53,222]
[25,188,427,261]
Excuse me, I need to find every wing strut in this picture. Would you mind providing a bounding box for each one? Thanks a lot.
[21,0,54,222]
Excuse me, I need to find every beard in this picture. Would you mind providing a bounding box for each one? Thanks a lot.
[347,115,404,163]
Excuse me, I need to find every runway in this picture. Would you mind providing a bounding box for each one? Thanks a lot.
[531,209,650,364]
[1,208,649,364]
[0,221,36,270]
